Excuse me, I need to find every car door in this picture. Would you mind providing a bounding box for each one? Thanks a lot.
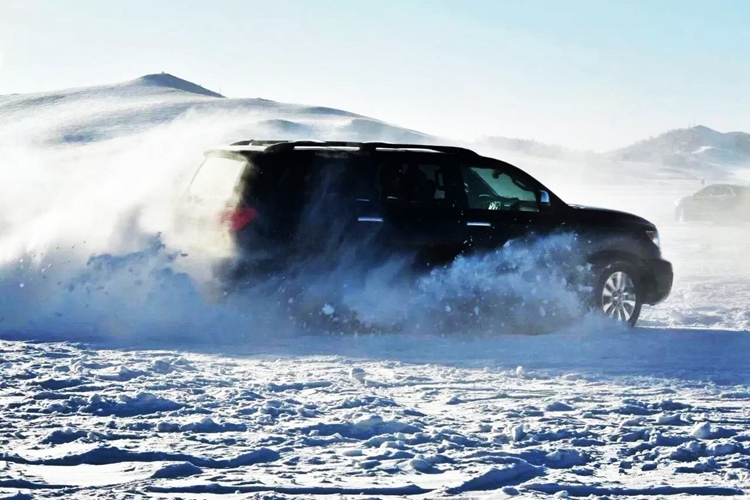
[289,151,382,258]
[456,158,562,254]
[691,185,719,219]
[714,186,738,214]
[374,153,466,269]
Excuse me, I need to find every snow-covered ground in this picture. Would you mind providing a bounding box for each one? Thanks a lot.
[0,75,749,498]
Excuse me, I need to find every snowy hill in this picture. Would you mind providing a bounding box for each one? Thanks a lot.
[135,73,226,98]
[474,127,750,189]
[477,126,750,182]
[476,135,590,160]
[1,73,750,498]
[5,73,747,174]
[606,125,750,169]
[0,73,434,148]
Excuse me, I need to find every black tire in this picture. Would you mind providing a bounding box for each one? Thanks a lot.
[593,261,642,327]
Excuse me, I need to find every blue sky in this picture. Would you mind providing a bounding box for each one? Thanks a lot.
[1,0,748,151]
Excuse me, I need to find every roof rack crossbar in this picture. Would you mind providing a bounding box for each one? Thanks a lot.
[228,140,477,156]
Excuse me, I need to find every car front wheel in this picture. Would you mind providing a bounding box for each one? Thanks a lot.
[594,261,642,327]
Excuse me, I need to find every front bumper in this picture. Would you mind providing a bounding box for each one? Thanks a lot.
[643,257,673,305]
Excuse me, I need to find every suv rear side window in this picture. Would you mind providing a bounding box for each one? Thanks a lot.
[188,155,247,205]
[259,152,378,241]
[264,152,377,209]
[378,161,457,207]
[307,154,378,201]
[297,153,377,230]
[462,165,539,212]
[695,185,733,197]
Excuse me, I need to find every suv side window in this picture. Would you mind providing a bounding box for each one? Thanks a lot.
[307,153,378,201]
[188,155,247,211]
[696,185,724,197]
[378,161,458,208]
[461,164,539,212]
[287,152,379,241]
[186,156,248,216]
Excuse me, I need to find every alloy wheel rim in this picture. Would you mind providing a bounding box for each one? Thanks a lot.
[601,271,637,322]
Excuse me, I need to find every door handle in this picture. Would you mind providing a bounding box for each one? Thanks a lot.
[466,221,491,227]
[358,216,384,223]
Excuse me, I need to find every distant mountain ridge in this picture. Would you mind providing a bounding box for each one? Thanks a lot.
[475,136,591,161]
[3,73,749,171]
[606,125,750,167]
[135,73,225,98]
[0,73,435,148]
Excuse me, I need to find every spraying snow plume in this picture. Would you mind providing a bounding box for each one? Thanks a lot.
[0,76,594,346]
[0,112,591,344]
[2,74,750,349]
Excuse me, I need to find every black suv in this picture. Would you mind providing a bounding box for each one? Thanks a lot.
[182,140,673,326]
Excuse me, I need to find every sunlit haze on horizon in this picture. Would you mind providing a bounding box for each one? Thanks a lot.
[1,0,749,151]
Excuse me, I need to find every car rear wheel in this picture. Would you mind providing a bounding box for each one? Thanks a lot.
[594,261,642,327]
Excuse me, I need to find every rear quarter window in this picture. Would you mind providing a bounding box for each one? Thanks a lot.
[188,155,248,207]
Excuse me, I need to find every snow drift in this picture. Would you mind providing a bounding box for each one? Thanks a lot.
[1,74,750,499]
[1,73,749,344]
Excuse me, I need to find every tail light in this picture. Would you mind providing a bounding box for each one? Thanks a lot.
[645,230,661,250]
[220,207,258,232]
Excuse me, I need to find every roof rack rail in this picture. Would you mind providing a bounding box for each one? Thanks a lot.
[360,142,477,156]
[229,139,287,146]
[267,140,363,152]
[228,140,477,156]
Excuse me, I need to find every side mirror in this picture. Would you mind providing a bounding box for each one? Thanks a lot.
[539,190,551,207]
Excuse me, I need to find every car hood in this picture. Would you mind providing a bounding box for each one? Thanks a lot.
[568,204,656,229]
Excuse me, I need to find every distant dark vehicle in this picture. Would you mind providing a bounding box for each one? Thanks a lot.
[675,184,750,223]
[181,140,673,327]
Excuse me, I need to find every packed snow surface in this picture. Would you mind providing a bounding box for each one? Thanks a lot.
[0,75,749,498]
[1,338,749,498]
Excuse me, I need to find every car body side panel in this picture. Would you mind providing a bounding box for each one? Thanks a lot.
[676,184,750,222]
[183,146,673,308]
[372,152,468,270]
